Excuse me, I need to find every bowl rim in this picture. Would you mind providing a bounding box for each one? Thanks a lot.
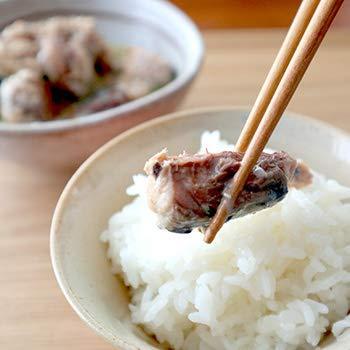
[0,0,204,135]
[50,105,350,349]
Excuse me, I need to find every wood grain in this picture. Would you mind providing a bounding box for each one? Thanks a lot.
[171,0,350,28]
[0,29,349,350]
[172,0,301,28]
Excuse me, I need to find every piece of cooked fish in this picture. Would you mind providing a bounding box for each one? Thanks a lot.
[0,17,111,97]
[144,149,312,233]
[0,69,51,122]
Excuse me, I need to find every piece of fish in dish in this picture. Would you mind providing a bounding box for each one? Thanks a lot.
[115,47,174,99]
[0,20,40,77]
[144,149,312,233]
[0,17,110,96]
[37,16,111,97]
[0,69,51,122]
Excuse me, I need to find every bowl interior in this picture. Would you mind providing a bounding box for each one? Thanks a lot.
[0,0,203,132]
[51,107,350,349]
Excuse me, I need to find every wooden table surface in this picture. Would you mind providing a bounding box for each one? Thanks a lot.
[1,30,349,350]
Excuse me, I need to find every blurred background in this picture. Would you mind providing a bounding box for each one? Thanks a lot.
[172,0,350,28]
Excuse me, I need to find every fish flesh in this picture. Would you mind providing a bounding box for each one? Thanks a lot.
[144,149,312,233]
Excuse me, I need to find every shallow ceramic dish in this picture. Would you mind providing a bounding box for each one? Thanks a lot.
[0,0,203,171]
[51,107,350,349]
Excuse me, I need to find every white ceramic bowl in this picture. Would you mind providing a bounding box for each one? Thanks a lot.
[51,107,350,350]
[0,0,203,171]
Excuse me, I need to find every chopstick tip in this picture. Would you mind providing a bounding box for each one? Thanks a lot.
[203,229,214,244]
[203,204,228,244]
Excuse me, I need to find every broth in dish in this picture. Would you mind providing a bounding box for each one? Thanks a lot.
[0,16,174,122]
[101,131,350,350]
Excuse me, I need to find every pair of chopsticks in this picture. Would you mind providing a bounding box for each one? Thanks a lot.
[204,0,344,244]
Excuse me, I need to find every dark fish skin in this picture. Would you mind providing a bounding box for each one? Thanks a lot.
[144,150,307,234]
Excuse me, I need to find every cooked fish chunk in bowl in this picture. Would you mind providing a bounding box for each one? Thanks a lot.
[144,148,312,233]
[0,0,203,170]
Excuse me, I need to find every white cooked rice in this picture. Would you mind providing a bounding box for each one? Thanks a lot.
[101,131,350,350]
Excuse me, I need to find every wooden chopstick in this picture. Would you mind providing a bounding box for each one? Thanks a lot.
[235,0,320,153]
[204,0,344,244]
